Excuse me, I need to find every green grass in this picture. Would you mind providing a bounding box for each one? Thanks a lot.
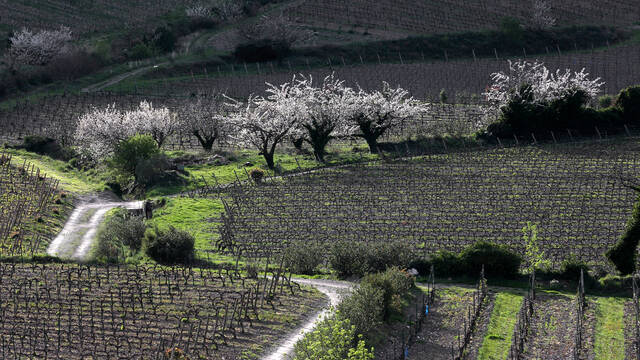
[147,147,377,197]
[477,292,524,360]
[593,297,626,360]
[3,148,108,194]
[147,197,225,261]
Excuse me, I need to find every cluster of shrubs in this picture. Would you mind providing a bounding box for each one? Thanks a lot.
[294,267,415,359]
[284,240,413,277]
[285,237,599,284]
[488,85,640,139]
[94,208,194,264]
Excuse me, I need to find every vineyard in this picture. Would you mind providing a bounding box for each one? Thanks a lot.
[218,139,640,270]
[2,0,640,357]
[0,0,186,36]
[0,263,322,359]
[111,43,640,100]
[287,0,640,35]
[0,152,60,258]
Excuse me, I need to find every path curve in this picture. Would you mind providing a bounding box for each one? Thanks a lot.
[47,198,143,261]
[81,63,167,93]
[263,278,354,360]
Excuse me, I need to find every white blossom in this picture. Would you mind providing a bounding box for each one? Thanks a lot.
[227,82,301,168]
[7,26,73,67]
[239,13,314,47]
[484,60,604,113]
[347,82,428,153]
[530,0,556,30]
[74,101,176,160]
[186,5,212,18]
[125,101,176,147]
[178,95,231,150]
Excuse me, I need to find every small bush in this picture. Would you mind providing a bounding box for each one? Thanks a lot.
[110,134,161,186]
[145,226,194,264]
[460,241,521,278]
[135,153,171,186]
[616,85,640,124]
[284,241,324,275]
[365,241,414,274]
[559,255,590,281]
[362,267,414,319]
[234,39,291,62]
[129,43,154,60]
[430,249,464,276]
[329,240,414,278]
[607,196,640,275]
[338,282,384,336]
[293,313,374,360]
[249,168,265,183]
[598,95,614,108]
[330,241,368,277]
[94,209,146,263]
[21,136,76,161]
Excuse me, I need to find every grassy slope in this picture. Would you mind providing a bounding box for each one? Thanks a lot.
[593,297,625,360]
[148,145,377,197]
[148,197,224,261]
[3,148,107,194]
[477,292,523,360]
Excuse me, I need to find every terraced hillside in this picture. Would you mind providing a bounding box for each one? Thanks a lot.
[219,139,640,270]
[109,43,640,100]
[0,0,185,36]
[288,0,640,35]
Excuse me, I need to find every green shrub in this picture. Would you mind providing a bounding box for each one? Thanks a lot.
[430,249,464,276]
[94,208,146,263]
[365,241,414,274]
[330,241,368,277]
[21,135,76,161]
[459,241,521,278]
[616,85,640,124]
[134,153,171,186]
[234,39,291,62]
[129,43,154,60]
[249,168,265,183]
[145,226,194,263]
[293,313,374,360]
[110,134,163,188]
[361,267,414,320]
[329,241,414,277]
[499,17,524,45]
[284,241,325,275]
[558,255,589,280]
[607,195,640,275]
[112,134,159,174]
[598,95,614,108]
[338,282,384,336]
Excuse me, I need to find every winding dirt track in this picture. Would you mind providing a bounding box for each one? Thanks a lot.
[47,196,143,261]
[263,278,354,360]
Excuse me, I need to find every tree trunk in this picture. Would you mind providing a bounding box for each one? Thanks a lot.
[194,131,217,151]
[364,135,379,154]
[306,124,334,163]
[263,151,275,169]
[292,137,304,151]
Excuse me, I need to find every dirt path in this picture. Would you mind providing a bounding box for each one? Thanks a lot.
[47,194,143,261]
[80,63,167,93]
[262,278,353,360]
